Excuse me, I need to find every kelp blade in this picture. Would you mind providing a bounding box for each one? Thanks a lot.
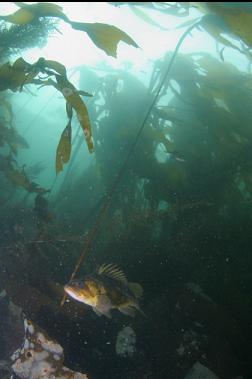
[70,21,139,57]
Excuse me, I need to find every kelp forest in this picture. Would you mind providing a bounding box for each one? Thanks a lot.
[1,2,252,379]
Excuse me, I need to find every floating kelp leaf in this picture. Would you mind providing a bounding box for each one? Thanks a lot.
[197,2,252,14]
[0,2,68,24]
[30,77,56,90]
[13,57,42,90]
[165,161,187,186]
[27,181,51,194]
[0,56,93,151]
[231,131,249,145]
[224,11,252,47]
[78,90,93,97]
[66,101,73,119]
[195,53,240,83]
[0,3,139,58]
[0,7,34,24]
[154,130,177,154]
[199,14,245,55]
[70,21,139,57]
[4,164,48,194]
[162,139,177,154]
[194,53,250,109]
[12,56,29,70]
[0,123,29,154]
[0,57,40,92]
[55,101,73,173]
[111,2,190,16]
[193,4,252,55]
[55,75,94,152]
[110,2,161,8]
[129,6,169,30]
[0,62,25,91]
[175,17,202,30]
[18,2,67,19]
[44,59,67,77]
[5,166,30,188]
[0,57,94,173]
[0,97,14,125]
[24,57,67,78]
[154,106,183,124]
[56,122,72,174]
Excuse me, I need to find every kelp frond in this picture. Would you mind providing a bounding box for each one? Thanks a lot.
[0,18,57,61]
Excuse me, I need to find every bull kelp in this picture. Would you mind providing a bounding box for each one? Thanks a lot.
[1,2,252,379]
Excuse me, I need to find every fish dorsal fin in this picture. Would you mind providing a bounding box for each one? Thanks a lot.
[98,263,127,283]
[128,282,143,298]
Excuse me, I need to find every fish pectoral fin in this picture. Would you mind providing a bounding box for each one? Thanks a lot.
[104,310,112,319]
[97,294,111,307]
[93,308,102,317]
[137,306,147,318]
[96,307,112,319]
[118,306,136,317]
[93,307,112,318]
[133,301,147,317]
[96,294,112,318]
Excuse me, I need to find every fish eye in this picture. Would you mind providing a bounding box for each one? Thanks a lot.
[71,279,83,287]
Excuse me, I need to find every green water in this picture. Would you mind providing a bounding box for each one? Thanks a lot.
[1,3,252,379]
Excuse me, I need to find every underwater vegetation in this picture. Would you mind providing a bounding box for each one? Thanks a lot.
[0,2,139,179]
[0,2,138,58]
[0,17,56,62]
[1,2,252,379]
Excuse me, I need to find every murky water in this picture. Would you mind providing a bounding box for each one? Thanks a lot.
[1,3,252,379]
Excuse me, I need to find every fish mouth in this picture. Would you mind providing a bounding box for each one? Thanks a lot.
[64,285,72,296]
[64,284,96,307]
[64,284,93,299]
[64,285,85,302]
[64,284,72,293]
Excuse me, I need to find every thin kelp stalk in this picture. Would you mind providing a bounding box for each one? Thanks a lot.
[61,20,202,306]
[22,90,58,137]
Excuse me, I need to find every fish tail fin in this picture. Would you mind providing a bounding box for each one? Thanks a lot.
[128,282,143,298]
[119,306,136,317]
[135,303,147,318]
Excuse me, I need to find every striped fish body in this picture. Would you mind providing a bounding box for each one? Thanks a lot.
[64,263,143,318]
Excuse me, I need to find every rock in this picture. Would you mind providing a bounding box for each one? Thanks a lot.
[0,360,11,379]
[184,362,219,379]
[115,326,136,357]
[11,318,89,378]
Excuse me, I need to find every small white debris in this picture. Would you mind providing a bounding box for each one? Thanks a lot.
[24,319,34,335]
[0,289,7,298]
[53,354,61,361]
[186,283,213,302]
[23,339,29,350]
[176,343,185,356]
